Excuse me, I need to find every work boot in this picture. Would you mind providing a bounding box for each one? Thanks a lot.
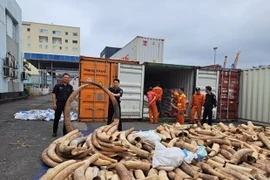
[52,133,57,137]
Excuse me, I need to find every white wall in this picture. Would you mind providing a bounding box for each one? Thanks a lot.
[0,0,23,93]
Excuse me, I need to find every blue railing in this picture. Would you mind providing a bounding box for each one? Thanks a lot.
[24,53,79,62]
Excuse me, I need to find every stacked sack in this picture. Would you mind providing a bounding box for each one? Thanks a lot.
[161,89,173,116]
[143,95,149,118]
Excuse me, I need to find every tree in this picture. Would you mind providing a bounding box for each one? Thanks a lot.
[23,60,31,71]
[23,60,31,77]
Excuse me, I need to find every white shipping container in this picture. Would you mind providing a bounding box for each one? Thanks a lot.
[239,67,270,123]
[118,63,145,119]
[195,69,219,119]
[110,36,164,64]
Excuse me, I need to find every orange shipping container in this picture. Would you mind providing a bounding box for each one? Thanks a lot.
[78,56,139,122]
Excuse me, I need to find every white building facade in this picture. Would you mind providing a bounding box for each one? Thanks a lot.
[0,0,23,96]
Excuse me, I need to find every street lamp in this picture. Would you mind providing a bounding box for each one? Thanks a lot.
[213,47,218,65]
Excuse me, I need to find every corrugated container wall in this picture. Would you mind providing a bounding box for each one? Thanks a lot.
[110,36,164,64]
[239,67,270,123]
[100,46,121,59]
[78,56,139,122]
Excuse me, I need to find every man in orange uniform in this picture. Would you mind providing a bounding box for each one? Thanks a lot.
[147,87,159,124]
[177,88,187,124]
[190,87,205,124]
[169,89,179,117]
[153,83,164,118]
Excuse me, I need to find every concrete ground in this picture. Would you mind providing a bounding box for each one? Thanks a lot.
[0,95,247,180]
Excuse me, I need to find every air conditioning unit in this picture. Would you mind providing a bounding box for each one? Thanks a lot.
[3,67,10,77]
[9,69,14,77]
[4,56,13,67]
[3,67,14,77]
[13,60,18,69]
[13,70,18,79]
[21,71,29,80]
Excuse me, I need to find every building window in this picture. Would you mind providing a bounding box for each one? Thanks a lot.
[39,45,42,49]
[6,14,17,41]
[65,47,68,51]
[52,46,56,50]
[72,40,78,44]
[27,44,31,48]
[45,45,48,49]
[72,47,78,52]
[39,29,48,33]
[65,39,68,43]
[12,23,16,40]
[27,28,30,32]
[52,37,62,44]
[39,36,48,43]
[27,36,31,40]
[59,46,62,50]
[73,32,78,36]
[53,30,62,35]
[65,32,68,35]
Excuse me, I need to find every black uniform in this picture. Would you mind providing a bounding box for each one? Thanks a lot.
[52,83,73,135]
[108,87,123,131]
[202,92,217,125]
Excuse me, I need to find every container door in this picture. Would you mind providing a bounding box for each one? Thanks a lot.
[79,60,110,121]
[118,63,145,119]
[218,70,240,120]
[196,69,219,119]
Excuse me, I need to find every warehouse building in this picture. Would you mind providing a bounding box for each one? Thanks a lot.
[22,21,80,89]
[0,0,24,100]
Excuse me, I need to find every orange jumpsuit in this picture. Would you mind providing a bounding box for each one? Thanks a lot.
[147,90,158,123]
[177,93,186,124]
[170,91,179,116]
[153,86,163,101]
[190,93,205,123]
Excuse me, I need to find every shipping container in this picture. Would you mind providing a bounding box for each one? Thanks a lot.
[217,69,240,120]
[78,58,228,121]
[100,46,121,59]
[143,63,196,119]
[78,56,139,122]
[110,36,164,64]
[239,66,270,123]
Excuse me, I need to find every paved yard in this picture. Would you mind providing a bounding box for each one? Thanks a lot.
[0,95,168,180]
[0,94,253,180]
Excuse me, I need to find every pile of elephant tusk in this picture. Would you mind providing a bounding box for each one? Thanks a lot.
[40,83,270,179]
[40,121,270,180]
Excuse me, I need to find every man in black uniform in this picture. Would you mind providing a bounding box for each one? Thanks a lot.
[108,78,123,131]
[201,86,217,126]
[52,73,73,137]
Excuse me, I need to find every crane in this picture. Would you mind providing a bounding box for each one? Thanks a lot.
[232,51,241,69]
[223,56,228,68]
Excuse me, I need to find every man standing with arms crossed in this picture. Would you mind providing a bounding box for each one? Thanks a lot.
[190,87,205,124]
[201,86,217,126]
[52,73,73,137]
[108,78,123,131]
[153,82,164,118]
[147,87,158,124]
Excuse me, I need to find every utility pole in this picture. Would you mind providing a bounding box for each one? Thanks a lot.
[213,47,218,65]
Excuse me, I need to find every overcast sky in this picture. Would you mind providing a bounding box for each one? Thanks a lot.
[17,0,270,68]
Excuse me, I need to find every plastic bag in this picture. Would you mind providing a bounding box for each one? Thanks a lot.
[182,149,198,164]
[152,142,185,168]
[196,146,207,161]
[136,130,161,146]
